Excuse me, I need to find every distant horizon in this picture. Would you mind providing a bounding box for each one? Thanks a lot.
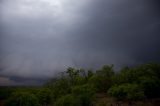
[0,62,159,86]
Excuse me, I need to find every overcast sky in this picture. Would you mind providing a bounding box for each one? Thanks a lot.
[0,0,160,85]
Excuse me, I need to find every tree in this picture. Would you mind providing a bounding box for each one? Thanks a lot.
[87,69,94,79]
[89,65,114,92]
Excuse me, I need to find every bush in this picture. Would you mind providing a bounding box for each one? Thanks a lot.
[50,78,71,99]
[138,76,160,98]
[72,84,95,106]
[88,65,114,92]
[5,91,40,106]
[108,83,145,101]
[55,94,81,106]
[36,88,53,105]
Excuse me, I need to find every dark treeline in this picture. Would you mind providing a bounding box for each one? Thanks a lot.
[1,63,160,106]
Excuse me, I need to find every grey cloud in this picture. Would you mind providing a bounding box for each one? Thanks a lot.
[0,0,91,80]
[0,0,160,85]
[68,0,160,66]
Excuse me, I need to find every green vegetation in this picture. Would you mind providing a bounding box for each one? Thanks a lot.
[5,91,40,106]
[108,83,145,101]
[35,88,53,105]
[55,94,81,106]
[0,63,160,106]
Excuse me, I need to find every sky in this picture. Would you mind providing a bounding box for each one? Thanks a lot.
[0,0,160,86]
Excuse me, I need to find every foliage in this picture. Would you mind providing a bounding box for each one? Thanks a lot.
[36,88,53,105]
[55,94,81,106]
[51,78,71,99]
[113,63,160,98]
[108,83,145,101]
[138,76,160,98]
[72,84,95,106]
[89,65,114,92]
[5,91,40,106]
[3,63,160,106]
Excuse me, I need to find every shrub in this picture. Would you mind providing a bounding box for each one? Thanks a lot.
[55,94,81,106]
[5,91,40,106]
[36,88,53,105]
[138,76,160,98]
[72,84,95,106]
[88,65,114,92]
[108,83,145,101]
[51,78,71,99]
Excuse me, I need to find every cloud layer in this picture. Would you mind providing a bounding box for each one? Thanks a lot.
[0,0,160,85]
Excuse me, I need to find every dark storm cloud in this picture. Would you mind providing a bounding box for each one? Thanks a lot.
[0,0,160,85]
[68,0,160,67]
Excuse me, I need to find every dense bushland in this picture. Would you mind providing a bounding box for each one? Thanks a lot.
[1,63,160,106]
